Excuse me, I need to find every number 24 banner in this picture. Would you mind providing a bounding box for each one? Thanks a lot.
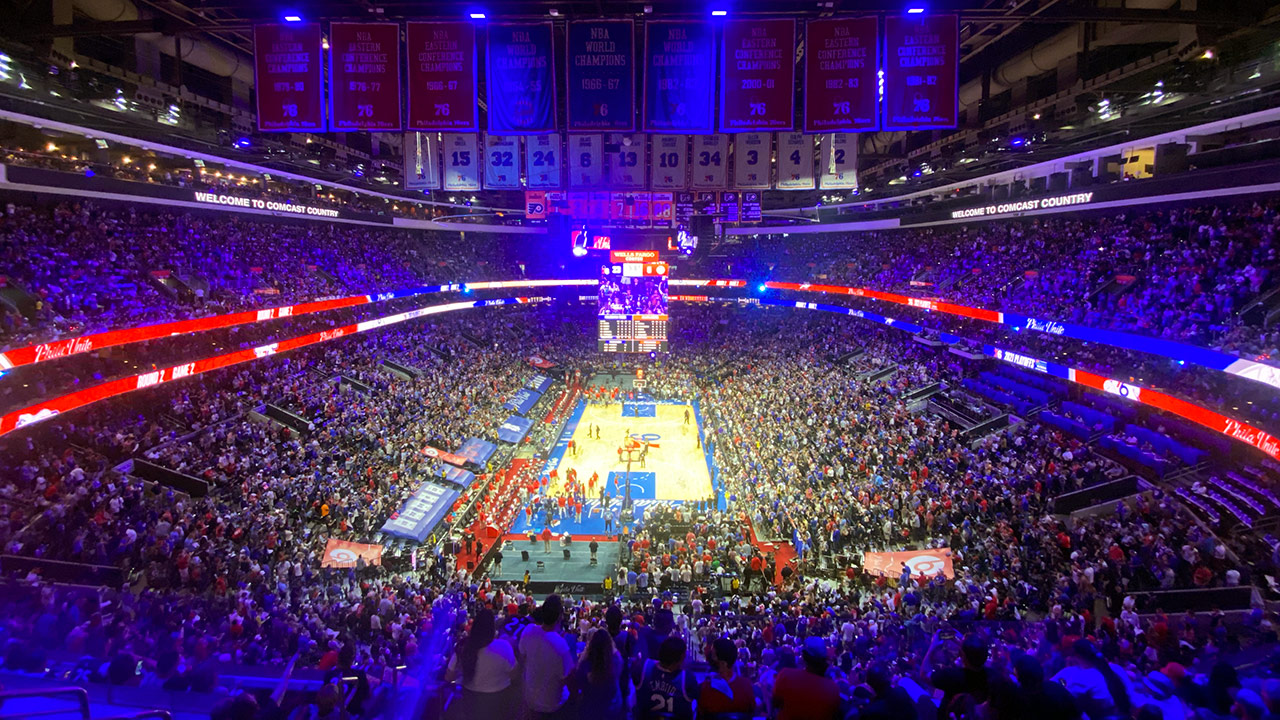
[526,134,562,189]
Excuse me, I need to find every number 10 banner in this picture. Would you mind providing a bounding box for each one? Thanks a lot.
[526,134,562,189]
[651,135,688,190]
[484,135,521,189]
[719,19,796,132]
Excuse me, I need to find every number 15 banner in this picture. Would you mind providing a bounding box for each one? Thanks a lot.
[720,19,796,132]
[406,22,479,131]
[442,134,480,191]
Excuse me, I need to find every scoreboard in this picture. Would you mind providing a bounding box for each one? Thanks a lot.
[598,251,669,353]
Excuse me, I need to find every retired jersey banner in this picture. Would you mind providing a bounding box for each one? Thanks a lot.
[568,134,604,188]
[733,132,772,189]
[404,132,440,190]
[776,132,815,190]
[741,191,762,222]
[819,133,858,189]
[406,22,479,131]
[650,135,688,190]
[862,548,954,579]
[328,23,401,131]
[254,23,325,132]
[651,192,674,228]
[805,17,879,132]
[690,135,729,189]
[720,19,796,132]
[608,134,647,189]
[526,134,561,188]
[643,21,716,133]
[322,538,384,568]
[484,135,521,189]
[442,133,481,191]
[567,20,636,132]
[883,14,959,130]
[486,23,557,133]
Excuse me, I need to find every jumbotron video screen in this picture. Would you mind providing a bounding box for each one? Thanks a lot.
[597,252,669,353]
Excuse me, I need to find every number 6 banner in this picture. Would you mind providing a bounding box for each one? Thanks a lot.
[484,135,521,189]
[775,132,814,190]
[568,135,604,188]
[691,135,729,189]
[442,133,480,191]
[406,22,479,132]
[733,132,771,189]
[526,134,562,189]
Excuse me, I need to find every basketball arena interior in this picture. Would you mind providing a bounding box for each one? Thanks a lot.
[6,1,1280,718]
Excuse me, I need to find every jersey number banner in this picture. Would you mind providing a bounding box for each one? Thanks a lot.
[650,135,688,190]
[484,135,521,189]
[643,21,716,134]
[404,132,440,190]
[406,22,478,131]
[690,135,729,189]
[329,23,401,131]
[883,14,959,130]
[442,133,481,191]
[733,132,771,189]
[776,132,815,190]
[651,192,674,228]
[254,23,324,132]
[819,133,858,189]
[486,23,557,133]
[719,19,796,132]
[526,134,562,189]
[804,17,878,132]
[608,134,647,189]
[567,20,636,132]
[569,135,604,188]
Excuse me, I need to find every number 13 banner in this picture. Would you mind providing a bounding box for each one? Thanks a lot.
[484,135,521,189]
[526,134,562,189]
[720,19,796,132]
[608,134,646,189]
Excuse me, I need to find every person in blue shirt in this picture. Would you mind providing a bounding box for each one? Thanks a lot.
[635,636,697,720]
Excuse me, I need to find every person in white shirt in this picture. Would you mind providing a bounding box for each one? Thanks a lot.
[518,595,575,719]
[446,608,516,717]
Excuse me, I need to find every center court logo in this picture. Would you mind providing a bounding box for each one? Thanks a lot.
[327,547,358,564]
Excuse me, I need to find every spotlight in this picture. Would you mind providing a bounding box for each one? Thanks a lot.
[907,7,925,13]
[469,12,487,19]
[572,245,589,257]
[283,13,303,22]
[757,284,767,293]
[711,9,728,16]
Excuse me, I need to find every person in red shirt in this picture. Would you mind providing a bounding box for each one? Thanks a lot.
[540,526,553,553]
[697,638,757,719]
[773,637,842,720]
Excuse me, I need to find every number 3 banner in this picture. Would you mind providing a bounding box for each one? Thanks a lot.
[568,135,604,188]
[690,135,729,189]
[484,135,521,189]
[733,132,771,189]
[526,134,562,189]
[406,22,478,132]
[442,133,480,191]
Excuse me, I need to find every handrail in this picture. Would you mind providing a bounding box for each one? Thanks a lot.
[0,686,90,720]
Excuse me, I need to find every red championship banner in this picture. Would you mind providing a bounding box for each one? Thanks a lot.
[254,23,325,132]
[720,19,796,132]
[406,22,479,131]
[322,538,384,568]
[883,14,959,130]
[329,23,402,131]
[862,548,955,579]
[804,17,879,132]
[423,445,471,467]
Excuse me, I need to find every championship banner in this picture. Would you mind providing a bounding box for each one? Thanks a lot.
[643,21,716,133]
[322,538,384,568]
[498,415,534,443]
[883,14,959,130]
[380,482,459,542]
[719,191,741,223]
[719,19,796,132]
[651,135,688,190]
[442,133,481,191]
[776,132,814,190]
[652,192,675,228]
[525,190,547,220]
[406,21,479,131]
[254,23,325,132]
[526,134,562,188]
[741,191,763,223]
[862,548,955,580]
[691,135,729,189]
[569,134,605,188]
[567,20,636,132]
[608,134,647,189]
[733,132,772,189]
[483,134,520,189]
[404,132,440,190]
[423,444,470,466]
[486,23,557,133]
[328,23,401,131]
[819,133,858,189]
[804,17,879,133]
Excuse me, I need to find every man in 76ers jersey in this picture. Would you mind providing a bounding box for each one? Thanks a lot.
[635,636,698,720]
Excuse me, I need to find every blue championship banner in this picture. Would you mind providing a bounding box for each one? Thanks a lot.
[498,415,535,443]
[643,20,716,133]
[486,23,557,133]
[504,388,544,414]
[567,20,636,132]
[456,437,498,466]
[380,481,459,542]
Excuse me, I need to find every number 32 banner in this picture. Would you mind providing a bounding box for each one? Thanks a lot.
[406,22,478,132]
[720,19,796,132]
[484,135,521,189]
